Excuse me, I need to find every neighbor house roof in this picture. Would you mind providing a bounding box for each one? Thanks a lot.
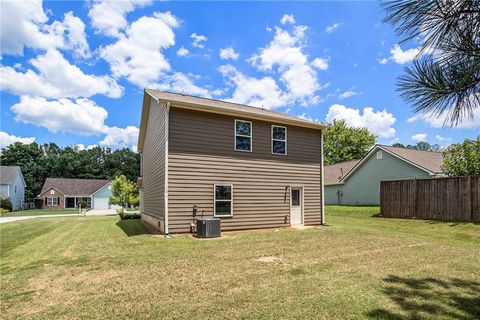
[380,145,444,174]
[138,90,327,152]
[40,178,110,197]
[324,160,360,185]
[338,145,445,184]
[0,166,22,185]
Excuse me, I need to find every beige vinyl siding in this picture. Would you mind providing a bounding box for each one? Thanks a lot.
[141,97,167,228]
[168,107,322,233]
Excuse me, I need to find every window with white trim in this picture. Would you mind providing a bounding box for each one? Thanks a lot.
[214,185,233,217]
[272,125,287,155]
[47,197,59,206]
[376,150,383,159]
[235,120,252,152]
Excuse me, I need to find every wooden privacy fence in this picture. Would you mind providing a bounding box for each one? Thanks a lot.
[380,176,480,222]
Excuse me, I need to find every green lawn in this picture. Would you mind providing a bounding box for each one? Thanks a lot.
[0,209,79,217]
[1,206,479,319]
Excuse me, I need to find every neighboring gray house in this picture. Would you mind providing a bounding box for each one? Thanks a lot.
[0,166,26,210]
[39,178,115,209]
[324,145,445,205]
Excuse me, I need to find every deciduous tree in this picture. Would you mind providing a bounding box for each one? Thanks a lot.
[442,137,480,176]
[324,120,376,165]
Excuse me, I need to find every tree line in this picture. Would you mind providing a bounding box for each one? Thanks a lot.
[0,143,140,201]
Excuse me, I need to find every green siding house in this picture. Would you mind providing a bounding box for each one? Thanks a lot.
[324,145,445,205]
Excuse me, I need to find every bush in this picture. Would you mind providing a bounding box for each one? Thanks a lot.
[77,199,87,209]
[0,198,12,212]
[34,198,43,209]
[117,208,140,220]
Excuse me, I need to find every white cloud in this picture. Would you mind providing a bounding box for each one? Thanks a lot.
[100,12,179,88]
[311,57,329,70]
[325,23,339,33]
[50,11,91,59]
[176,46,189,57]
[100,126,139,148]
[297,113,319,122]
[72,144,85,151]
[218,65,286,109]
[280,14,296,25]
[0,49,123,99]
[379,57,388,64]
[11,96,109,136]
[0,131,36,149]
[0,1,90,58]
[407,107,480,129]
[10,96,138,148]
[249,24,325,106]
[339,90,358,100]
[152,72,211,97]
[219,47,239,60]
[88,0,152,37]
[389,44,420,64]
[191,33,207,48]
[411,133,428,142]
[326,104,397,138]
[435,134,453,146]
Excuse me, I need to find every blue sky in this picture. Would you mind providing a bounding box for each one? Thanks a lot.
[1,0,478,151]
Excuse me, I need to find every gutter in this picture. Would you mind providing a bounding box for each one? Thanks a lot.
[320,130,325,225]
[164,101,170,235]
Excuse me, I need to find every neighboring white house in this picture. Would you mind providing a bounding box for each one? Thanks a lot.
[0,166,26,210]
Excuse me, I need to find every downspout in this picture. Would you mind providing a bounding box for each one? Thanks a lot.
[164,101,170,235]
[320,129,326,225]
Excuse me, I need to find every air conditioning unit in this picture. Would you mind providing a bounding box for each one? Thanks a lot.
[196,218,221,238]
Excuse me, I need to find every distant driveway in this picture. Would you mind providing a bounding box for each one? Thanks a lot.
[86,209,117,216]
[0,214,82,224]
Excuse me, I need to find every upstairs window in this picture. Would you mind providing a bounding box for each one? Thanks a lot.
[376,150,383,159]
[214,185,233,217]
[235,120,252,152]
[272,125,287,155]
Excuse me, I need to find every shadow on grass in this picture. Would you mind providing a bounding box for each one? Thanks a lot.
[116,219,150,237]
[367,275,480,320]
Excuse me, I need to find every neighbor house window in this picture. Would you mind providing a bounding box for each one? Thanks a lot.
[47,197,59,206]
[235,120,252,152]
[376,150,383,159]
[272,125,287,155]
[14,186,17,193]
[214,184,233,217]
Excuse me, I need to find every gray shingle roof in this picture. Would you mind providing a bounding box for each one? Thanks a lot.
[380,145,444,174]
[145,90,327,129]
[0,166,21,185]
[40,178,110,197]
[324,160,360,185]
[324,145,445,185]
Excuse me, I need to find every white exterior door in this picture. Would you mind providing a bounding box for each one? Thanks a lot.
[94,197,109,209]
[290,187,303,226]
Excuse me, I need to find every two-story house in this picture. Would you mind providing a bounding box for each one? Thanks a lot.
[137,90,326,234]
[0,166,26,210]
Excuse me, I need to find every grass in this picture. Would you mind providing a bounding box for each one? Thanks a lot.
[1,206,479,319]
[0,209,79,217]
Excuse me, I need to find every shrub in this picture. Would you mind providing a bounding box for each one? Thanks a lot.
[0,198,12,212]
[34,198,43,209]
[77,199,87,209]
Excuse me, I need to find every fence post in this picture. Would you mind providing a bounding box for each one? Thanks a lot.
[413,178,418,217]
[470,176,474,222]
